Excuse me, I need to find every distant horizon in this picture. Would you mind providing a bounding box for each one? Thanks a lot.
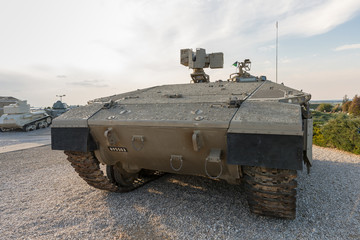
[310,99,343,103]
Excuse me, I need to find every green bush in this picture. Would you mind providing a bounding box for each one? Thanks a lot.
[319,115,360,154]
[313,123,326,147]
[342,101,352,112]
[310,103,320,110]
[349,95,360,116]
[316,103,333,112]
[332,104,341,112]
[312,111,339,124]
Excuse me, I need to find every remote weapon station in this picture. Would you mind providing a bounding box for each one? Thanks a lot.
[52,48,312,219]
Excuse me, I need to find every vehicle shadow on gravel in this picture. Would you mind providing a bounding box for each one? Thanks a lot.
[296,158,360,239]
[102,157,360,239]
[1,146,359,239]
[104,173,249,239]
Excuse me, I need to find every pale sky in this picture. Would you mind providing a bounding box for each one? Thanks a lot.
[0,0,360,107]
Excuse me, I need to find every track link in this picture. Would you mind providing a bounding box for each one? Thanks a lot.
[243,166,297,219]
[64,151,163,193]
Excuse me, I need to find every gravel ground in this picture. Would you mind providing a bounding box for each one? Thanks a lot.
[0,145,359,240]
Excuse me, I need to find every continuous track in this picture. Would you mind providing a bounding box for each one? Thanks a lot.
[65,151,297,218]
[64,151,163,193]
[243,166,297,219]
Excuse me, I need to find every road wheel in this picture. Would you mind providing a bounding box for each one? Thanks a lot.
[106,164,139,188]
[46,117,52,125]
[243,166,297,219]
[24,125,32,132]
[38,121,48,128]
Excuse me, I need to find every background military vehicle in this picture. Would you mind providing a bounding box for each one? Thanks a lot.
[52,48,312,219]
[0,96,18,116]
[0,100,52,131]
[45,100,69,118]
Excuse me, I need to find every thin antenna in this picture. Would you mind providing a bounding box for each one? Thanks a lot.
[276,21,279,83]
[56,94,66,102]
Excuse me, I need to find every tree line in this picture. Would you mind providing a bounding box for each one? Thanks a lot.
[316,95,360,116]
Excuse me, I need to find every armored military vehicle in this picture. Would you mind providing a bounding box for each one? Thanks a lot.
[0,100,52,131]
[45,100,69,118]
[0,96,19,116]
[52,48,312,219]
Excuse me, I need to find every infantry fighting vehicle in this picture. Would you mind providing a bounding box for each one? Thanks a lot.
[52,48,312,219]
[0,100,52,131]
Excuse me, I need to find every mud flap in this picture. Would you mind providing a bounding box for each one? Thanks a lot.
[51,127,97,152]
[227,133,303,170]
[303,118,313,173]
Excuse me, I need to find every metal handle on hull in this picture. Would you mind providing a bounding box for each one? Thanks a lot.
[170,155,183,172]
[131,135,144,151]
[192,130,202,151]
[205,149,223,179]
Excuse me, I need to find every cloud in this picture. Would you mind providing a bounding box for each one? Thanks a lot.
[67,80,108,88]
[334,43,360,51]
[0,71,36,91]
[277,0,360,37]
[2,0,359,72]
[280,57,294,64]
[1,0,360,106]
[258,45,276,52]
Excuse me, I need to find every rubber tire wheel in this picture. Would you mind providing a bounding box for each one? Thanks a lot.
[106,165,139,188]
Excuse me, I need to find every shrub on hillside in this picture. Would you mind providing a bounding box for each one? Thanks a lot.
[321,115,360,154]
[332,104,341,112]
[349,95,360,116]
[342,101,352,112]
[313,123,326,147]
[316,103,333,112]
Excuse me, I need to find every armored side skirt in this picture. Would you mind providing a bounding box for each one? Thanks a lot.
[227,133,303,170]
